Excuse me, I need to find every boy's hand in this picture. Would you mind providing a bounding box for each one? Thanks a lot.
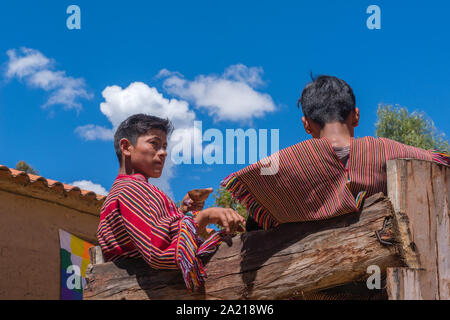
[195,207,246,235]
[179,188,213,213]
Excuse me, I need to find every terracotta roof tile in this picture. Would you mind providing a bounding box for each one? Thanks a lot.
[0,165,106,211]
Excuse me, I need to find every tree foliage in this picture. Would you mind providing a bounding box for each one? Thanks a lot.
[15,161,39,175]
[213,186,248,219]
[375,104,449,153]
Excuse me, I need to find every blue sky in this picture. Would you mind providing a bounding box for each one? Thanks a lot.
[1,0,449,206]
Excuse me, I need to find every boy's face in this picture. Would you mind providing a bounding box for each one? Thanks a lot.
[121,129,168,179]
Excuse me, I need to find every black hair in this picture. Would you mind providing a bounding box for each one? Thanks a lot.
[297,75,356,128]
[114,114,174,164]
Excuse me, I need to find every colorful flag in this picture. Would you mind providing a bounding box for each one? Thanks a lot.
[59,229,94,300]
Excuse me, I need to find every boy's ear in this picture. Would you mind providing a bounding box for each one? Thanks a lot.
[119,138,133,157]
[301,116,312,134]
[352,108,360,127]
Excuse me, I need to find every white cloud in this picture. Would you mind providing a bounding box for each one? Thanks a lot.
[5,47,92,110]
[222,64,265,88]
[6,47,50,78]
[75,81,201,156]
[71,180,108,196]
[99,82,195,129]
[161,64,276,122]
[155,68,183,79]
[74,124,114,141]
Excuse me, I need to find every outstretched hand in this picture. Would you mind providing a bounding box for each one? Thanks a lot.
[179,188,213,213]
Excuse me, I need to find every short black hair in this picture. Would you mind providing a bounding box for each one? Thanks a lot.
[114,114,174,164]
[297,75,356,128]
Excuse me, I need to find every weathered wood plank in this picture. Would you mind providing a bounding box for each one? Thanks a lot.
[386,268,427,300]
[84,192,402,300]
[386,159,449,300]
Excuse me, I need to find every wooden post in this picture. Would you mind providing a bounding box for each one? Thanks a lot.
[386,159,449,300]
[89,246,104,265]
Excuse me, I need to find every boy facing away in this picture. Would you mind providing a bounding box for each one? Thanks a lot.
[224,75,449,231]
[97,114,245,291]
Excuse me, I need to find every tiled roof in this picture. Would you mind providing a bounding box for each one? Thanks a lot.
[0,164,106,215]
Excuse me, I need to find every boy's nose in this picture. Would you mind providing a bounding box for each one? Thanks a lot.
[158,149,168,158]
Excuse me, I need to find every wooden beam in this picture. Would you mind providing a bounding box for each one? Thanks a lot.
[83,192,402,300]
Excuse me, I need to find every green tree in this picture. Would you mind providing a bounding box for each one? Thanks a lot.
[213,186,248,219]
[15,161,39,175]
[375,104,450,153]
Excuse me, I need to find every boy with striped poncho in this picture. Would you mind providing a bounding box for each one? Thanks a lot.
[97,114,245,291]
[222,75,449,231]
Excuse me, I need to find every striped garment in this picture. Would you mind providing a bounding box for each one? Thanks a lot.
[97,173,222,291]
[222,136,450,230]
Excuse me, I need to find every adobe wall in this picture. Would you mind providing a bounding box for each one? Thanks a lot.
[0,189,99,299]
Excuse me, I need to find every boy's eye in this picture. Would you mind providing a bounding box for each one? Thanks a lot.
[148,140,166,150]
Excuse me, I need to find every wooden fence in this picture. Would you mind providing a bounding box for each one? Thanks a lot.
[84,159,449,300]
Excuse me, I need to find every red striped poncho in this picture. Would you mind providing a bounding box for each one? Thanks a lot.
[221,136,450,230]
[97,173,222,291]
